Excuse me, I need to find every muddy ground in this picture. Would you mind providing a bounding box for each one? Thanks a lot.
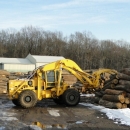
[0,94,130,130]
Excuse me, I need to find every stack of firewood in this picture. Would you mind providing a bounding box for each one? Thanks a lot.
[93,68,130,109]
[0,70,10,94]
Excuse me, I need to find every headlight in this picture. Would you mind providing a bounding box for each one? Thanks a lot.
[28,81,33,86]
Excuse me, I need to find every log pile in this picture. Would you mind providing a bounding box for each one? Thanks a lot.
[9,72,28,80]
[0,70,10,94]
[0,70,27,94]
[93,68,130,109]
[62,69,77,85]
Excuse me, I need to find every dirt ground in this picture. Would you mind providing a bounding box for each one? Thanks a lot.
[0,94,130,130]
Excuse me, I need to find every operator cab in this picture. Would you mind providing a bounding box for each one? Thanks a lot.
[42,70,63,90]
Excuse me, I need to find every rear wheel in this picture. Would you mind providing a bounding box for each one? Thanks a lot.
[63,89,80,106]
[12,99,20,106]
[18,90,37,108]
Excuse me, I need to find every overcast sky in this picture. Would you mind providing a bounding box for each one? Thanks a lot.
[0,0,130,42]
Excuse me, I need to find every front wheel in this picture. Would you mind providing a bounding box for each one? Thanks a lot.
[18,90,37,108]
[62,89,80,106]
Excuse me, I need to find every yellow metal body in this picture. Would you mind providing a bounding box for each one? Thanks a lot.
[7,59,117,101]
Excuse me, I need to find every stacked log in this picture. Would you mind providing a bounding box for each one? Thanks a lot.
[9,72,28,79]
[62,69,77,85]
[75,71,115,93]
[0,70,10,94]
[93,69,130,109]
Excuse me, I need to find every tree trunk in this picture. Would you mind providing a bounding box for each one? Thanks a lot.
[99,99,122,109]
[102,94,125,103]
[95,91,104,97]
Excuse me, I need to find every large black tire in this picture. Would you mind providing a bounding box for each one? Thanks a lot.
[53,96,63,105]
[62,89,80,106]
[12,99,20,106]
[18,90,37,108]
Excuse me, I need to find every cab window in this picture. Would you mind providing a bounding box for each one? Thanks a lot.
[47,70,55,82]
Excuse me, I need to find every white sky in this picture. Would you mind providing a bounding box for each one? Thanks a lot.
[0,0,130,42]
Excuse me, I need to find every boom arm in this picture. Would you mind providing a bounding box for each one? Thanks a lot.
[38,59,117,89]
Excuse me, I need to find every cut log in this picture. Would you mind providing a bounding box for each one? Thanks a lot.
[122,104,127,108]
[102,94,125,103]
[102,81,112,90]
[116,72,130,80]
[0,75,7,78]
[0,70,10,75]
[119,80,130,85]
[111,84,116,89]
[104,74,116,85]
[0,77,8,82]
[8,75,17,80]
[124,98,130,104]
[127,93,130,98]
[62,75,77,80]
[99,99,122,109]
[113,84,130,93]
[92,97,100,103]
[105,89,126,96]
[0,82,7,86]
[120,68,130,76]
[0,86,7,89]
[112,79,119,85]
[95,91,104,97]
[99,82,104,89]
[64,81,76,85]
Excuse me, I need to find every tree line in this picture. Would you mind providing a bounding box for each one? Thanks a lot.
[0,26,130,71]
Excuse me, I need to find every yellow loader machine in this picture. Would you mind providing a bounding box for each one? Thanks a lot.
[7,59,117,108]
